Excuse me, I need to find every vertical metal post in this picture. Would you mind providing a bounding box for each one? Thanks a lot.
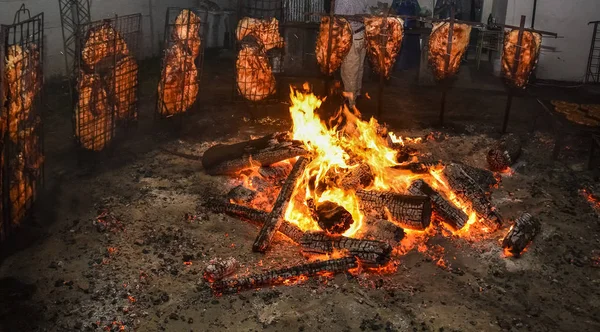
[325,0,336,95]
[440,6,455,126]
[377,10,389,118]
[589,22,600,83]
[503,15,526,133]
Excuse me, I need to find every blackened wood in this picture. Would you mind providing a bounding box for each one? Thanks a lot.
[207,200,305,243]
[487,134,522,172]
[392,160,444,174]
[211,256,358,294]
[253,157,310,252]
[202,132,307,175]
[300,231,392,266]
[502,213,540,257]
[454,163,498,189]
[361,218,405,246]
[340,163,374,190]
[355,190,432,230]
[227,185,257,204]
[203,257,238,282]
[442,163,503,230]
[307,199,354,234]
[258,163,292,181]
[408,179,468,231]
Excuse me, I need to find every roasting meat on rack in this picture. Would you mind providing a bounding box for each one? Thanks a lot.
[236,37,276,101]
[81,23,129,69]
[172,9,202,58]
[76,72,115,151]
[316,16,353,75]
[157,43,199,115]
[236,17,284,51]
[107,55,138,120]
[501,30,542,89]
[428,22,471,81]
[364,17,404,78]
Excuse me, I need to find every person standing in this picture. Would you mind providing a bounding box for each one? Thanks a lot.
[392,0,421,70]
[334,0,368,108]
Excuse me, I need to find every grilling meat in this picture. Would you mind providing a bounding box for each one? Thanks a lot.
[157,43,199,115]
[428,22,471,81]
[81,23,129,69]
[107,55,138,120]
[316,16,353,75]
[364,17,404,78]
[76,72,115,151]
[10,164,34,225]
[236,17,284,51]
[236,38,276,101]
[172,9,202,58]
[502,30,542,89]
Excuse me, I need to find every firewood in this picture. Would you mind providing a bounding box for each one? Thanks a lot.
[355,190,432,230]
[207,200,304,243]
[487,134,522,172]
[502,213,540,257]
[392,161,444,174]
[202,132,307,175]
[253,157,310,252]
[307,199,354,234]
[408,179,467,231]
[300,231,392,266]
[442,163,502,230]
[340,163,374,190]
[226,185,257,205]
[203,257,238,282]
[453,163,498,189]
[258,163,292,182]
[360,218,405,246]
[211,256,358,294]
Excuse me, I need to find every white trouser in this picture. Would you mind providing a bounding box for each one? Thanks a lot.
[340,31,366,107]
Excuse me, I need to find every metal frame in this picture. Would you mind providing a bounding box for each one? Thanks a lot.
[155,7,208,122]
[58,0,91,81]
[73,14,142,157]
[586,21,600,84]
[1,5,45,241]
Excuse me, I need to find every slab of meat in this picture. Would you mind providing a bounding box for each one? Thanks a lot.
[501,30,542,89]
[236,17,284,51]
[428,22,471,81]
[107,55,138,120]
[81,23,129,70]
[316,16,353,75]
[172,9,202,58]
[76,72,115,151]
[364,17,404,78]
[10,164,34,225]
[157,43,199,115]
[236,37,276,101]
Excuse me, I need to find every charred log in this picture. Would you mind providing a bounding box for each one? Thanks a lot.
[253,157,310,252]
[258,163,292,182]
[355,190,432,230]
[211,256,358,294]
[227,185,257,205]
[203,257,238,282]
[202,132,307,175]
[307,199,354,234]
[502,213,540,257]
[361,218,405,246]
[454,163,498,189]
[392,161,444,174]
[408,179,467,231]
[487,134,522,172]
[300,231,392,266]
[442,163,502,230]
[340,163,374,190]
[206,200,305,243]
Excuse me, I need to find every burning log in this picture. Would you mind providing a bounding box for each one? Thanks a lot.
[442,163,502,230]
[392,161,444,174]
[502,213,540,257]
[360,218,405,246]
[307,199,354,234]
[408,179,467,231]
[364,17,404,78]
[300,231,392,266]
[226,185,257,205]
[207,200,304,243]
[502,30,542,89]
[487,134,522,172]
[253,157,310,252]
[211,256,358,294]
[258,163,292,182]
[316,17,353,75]
[201,132,307,175]
[340,163,374,190]
[203,257,238,282]
[355,190,432,230]
[454,163,498,190]
[428,22,471,81]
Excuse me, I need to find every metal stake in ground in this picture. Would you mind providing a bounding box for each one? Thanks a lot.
[377,9,391,118]
[502,15,526,133]
[253,156,310,252]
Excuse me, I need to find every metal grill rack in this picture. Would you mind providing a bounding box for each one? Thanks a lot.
[1,5,45,241]
[73,14,141,155]
[586,21,600,84]
[59,0,91,82]
[233,0,285,104]
[156,7,208,120]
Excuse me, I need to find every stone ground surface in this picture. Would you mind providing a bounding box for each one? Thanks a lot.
[1,53,600,332]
